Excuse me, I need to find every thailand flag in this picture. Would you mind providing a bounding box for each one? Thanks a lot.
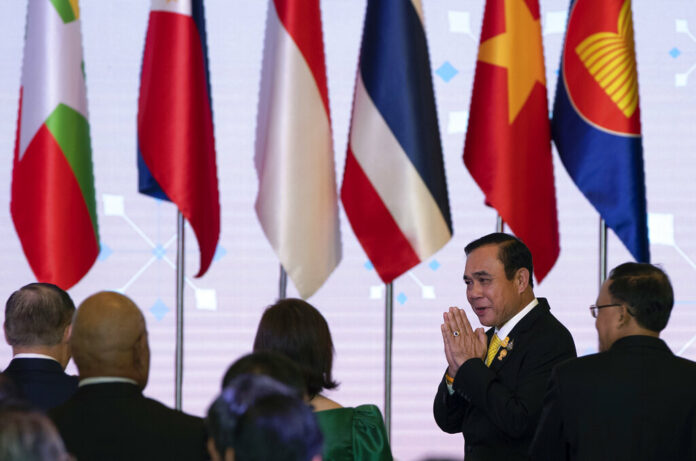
[255,0,342,299]
[553,0,649,262]
[341,0,453,284]
[137,0,220,277]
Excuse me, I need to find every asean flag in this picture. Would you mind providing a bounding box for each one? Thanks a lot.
[553,0,649,263]
[464,0,559,283]
[137,0,220,277]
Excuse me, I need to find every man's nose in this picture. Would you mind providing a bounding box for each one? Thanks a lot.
[468,282,482,298]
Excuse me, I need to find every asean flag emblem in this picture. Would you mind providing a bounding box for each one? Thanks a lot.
[562,0,641,136]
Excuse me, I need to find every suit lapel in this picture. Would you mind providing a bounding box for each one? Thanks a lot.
[488,299,551,373]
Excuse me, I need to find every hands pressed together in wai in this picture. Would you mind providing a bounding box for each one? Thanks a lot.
[441,306,488,377]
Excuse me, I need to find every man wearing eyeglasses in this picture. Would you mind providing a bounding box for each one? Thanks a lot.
[530,262,696,460]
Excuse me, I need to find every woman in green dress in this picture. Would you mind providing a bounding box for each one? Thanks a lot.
[253,298,393,461]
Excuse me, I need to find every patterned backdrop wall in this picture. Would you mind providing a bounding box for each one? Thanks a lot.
[0,1,695,459]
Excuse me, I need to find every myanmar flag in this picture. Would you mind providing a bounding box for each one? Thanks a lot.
[11,0,99,290]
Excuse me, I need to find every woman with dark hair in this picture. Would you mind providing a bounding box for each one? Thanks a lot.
[254,298,393,461]
[208,373,322,461]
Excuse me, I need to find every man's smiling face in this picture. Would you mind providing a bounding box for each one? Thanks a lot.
[464,244,523,329]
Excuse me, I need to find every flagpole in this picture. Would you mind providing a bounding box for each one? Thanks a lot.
[496,215,504,233]
[599,218,608,287]
[278,265,287,300]
[384,281,393,439]
[175,210,185,411]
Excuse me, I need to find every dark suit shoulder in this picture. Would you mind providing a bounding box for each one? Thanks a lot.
[512,301,576,359]
[139,394,206,428]
[50,383,207,461]
[3,358,78,411]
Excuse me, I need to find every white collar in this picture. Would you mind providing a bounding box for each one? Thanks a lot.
[495,298,539,340]
[13,353,60,364]
[79,377,139,387]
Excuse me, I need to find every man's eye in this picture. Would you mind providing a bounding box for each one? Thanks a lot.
[464,279,472,286]
[479,278,491,284]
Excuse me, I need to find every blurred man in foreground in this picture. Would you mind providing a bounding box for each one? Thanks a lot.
[434,233,576,460]
[207,373,323,461]
[531,263,696,460]
[50,291,207,461]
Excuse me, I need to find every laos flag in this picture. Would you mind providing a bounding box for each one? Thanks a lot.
[137,0,220,277]
[553,0,649,262]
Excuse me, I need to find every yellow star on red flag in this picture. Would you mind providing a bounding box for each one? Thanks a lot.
[477,0,546,124]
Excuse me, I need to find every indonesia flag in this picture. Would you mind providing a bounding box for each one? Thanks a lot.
[341,0,453,284]
[11,0,99,290]
[138,0,220,277]
[255,0,342,299]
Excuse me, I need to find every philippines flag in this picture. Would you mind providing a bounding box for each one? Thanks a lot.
[137,0,220,277]
[341,0,453,284]
[255,0,342,299]
[12,0,99,290]
[553,0,649,262]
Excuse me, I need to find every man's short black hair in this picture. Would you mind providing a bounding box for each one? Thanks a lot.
[608,263,674,332]
[464,233,534,288]
[4,283,75,347]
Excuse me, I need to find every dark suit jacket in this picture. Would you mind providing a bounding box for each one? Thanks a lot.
[530,335,696,461]
[49,382,208,461]
[433,298,576,461]
[2,358,78,411]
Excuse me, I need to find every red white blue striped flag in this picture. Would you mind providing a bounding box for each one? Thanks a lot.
[255,0,342,299]
[341,0,453,284]
[137,0,220,277]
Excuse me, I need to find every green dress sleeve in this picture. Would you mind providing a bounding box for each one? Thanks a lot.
[315,405,393,461]
[351,404,393,461]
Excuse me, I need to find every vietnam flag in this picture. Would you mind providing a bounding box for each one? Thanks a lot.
[138,0,220,277]
[11,0,99,290]
[463,0,559,283]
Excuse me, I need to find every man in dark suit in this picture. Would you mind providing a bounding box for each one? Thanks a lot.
[530,263,696,460]
[2,283,78,411]
[433,233,576,460]
[49,291,208,461]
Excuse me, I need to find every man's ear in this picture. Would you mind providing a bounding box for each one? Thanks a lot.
[617,305,632,328]
[515,268,530,293]
[62,324,72,344]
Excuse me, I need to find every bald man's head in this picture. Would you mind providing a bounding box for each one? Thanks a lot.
[71,292,150,388]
